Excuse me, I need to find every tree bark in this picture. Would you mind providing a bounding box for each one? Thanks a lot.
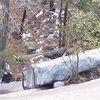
[19,7,27,39]
[61,2,68,47]
[49,0,55,12]
[59,0,63,47]
[0,0,9,71]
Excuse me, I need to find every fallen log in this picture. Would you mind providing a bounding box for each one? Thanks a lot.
[26,48,100,88]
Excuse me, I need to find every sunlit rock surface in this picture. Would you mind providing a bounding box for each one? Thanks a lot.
[26,48,100,88]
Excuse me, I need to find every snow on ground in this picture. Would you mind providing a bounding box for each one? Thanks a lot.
[0,78,100,100]
[36,10,43,18]
[0,81,23,95]
[0,80,43,95]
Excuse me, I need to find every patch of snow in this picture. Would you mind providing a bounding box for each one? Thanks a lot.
[48,28,54,34]
[36,10,43,18]
[38,40,44,44]
[6,63,11,73]
[53,81,64,88]
[47,34,54,40]
[41,18,50,24]
[47,31,59,40]
[56,19,60,25]
[36,47,43,53]
[30,54,48,64]
[22,33,32,41]
[53,31,59,38]
[53,12,59,17]
[40,35,44,38]
[33,21,35,24]
[30,58,35,63]
[36,30,39,34]
[41,19,47,23]
[55,9,60,14]
[0,6,2,10]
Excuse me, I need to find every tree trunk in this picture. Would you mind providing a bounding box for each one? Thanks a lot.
[61,2,68,47]
[0,0,9,71]
[59,1,69,47]
[59,0,63,47]
[19,7,27,39]
[49,0,55,12]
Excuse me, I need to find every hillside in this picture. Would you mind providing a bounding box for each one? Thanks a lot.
[0,0,100,99]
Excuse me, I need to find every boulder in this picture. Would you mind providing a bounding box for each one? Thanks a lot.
[43,47,67,59]
[48,28,55,34]
[26,48,100,88]
[25,42,41,54]
[53,81,64,88]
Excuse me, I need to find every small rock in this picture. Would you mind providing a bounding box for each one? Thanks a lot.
[48,28,54,34]
[43,47,66,59]
[53,81,64,88]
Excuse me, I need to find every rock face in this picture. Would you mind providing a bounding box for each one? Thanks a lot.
[26,48,100,88]
[26,67,35,88]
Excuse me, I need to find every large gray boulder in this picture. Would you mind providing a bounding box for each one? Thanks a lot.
[26,48,100,88]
